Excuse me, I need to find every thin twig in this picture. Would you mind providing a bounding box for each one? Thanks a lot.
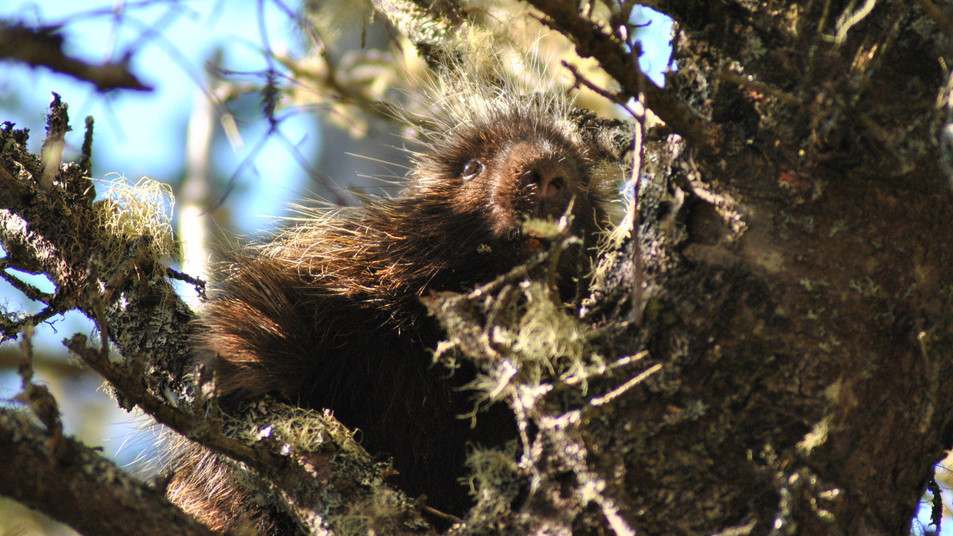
[0,268,54,303]
[166,266,207,300]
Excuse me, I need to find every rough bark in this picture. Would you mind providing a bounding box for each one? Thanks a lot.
[0,408,214,536]
[510,1,953,534]
[408,0,953,534]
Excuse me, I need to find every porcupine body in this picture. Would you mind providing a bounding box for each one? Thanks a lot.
[167,79,611,533]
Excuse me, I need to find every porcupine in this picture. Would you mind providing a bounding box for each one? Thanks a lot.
[167,65,613,534]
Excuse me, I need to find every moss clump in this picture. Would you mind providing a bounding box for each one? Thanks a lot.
[92,174,177,263]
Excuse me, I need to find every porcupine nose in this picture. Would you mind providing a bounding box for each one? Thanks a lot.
[520,157,577,218]
[525,167,567,198]
[502,139,579,219]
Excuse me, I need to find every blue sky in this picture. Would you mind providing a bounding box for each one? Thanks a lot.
[1,0,316,233]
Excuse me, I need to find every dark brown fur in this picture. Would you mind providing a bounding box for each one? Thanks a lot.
[169,101,608,533]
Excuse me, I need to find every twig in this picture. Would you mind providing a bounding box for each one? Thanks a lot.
[0,24,151,92]
[588,363,662,406]
[562,60,627,105]
[1,297,73,343]
[166,267,207,300]
[421,504,464,524]
[0,266,54,303]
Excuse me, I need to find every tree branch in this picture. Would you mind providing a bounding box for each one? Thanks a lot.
[523,0,721,156]
[0,408,214,536]
[0,22,151,92]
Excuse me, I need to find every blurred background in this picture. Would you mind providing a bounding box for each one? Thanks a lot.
[1,1,943,535]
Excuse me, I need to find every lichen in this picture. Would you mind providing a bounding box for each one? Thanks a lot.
[92,174,177,262]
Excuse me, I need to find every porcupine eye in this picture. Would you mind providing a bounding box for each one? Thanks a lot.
[461,160,484,182]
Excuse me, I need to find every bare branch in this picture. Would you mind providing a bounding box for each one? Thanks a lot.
[523,0,721,156]
[0,22,151,92]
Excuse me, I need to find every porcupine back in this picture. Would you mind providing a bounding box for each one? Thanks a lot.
[168,66,612,533]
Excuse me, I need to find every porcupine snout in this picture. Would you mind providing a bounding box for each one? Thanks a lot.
[507,139,583,219]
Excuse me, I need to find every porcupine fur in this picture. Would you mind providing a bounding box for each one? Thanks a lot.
[166,52,614,534]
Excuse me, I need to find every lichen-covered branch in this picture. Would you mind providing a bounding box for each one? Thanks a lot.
[0,408,214,536]
[372,0,464,63]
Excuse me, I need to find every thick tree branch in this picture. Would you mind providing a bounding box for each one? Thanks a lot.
[0,408,214,536]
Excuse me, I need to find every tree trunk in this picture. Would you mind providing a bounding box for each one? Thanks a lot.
[518,1,953,534]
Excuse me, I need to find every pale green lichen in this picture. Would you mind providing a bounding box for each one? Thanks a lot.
[215,400,432,535]
[441,277,596,425]
[464,442,521,517]
[92,174,177,262]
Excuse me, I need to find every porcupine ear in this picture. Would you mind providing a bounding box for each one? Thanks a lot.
[567,108,633,163]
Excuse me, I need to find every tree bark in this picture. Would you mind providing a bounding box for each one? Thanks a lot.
[0,408,214,536]
[514,1,953,534]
